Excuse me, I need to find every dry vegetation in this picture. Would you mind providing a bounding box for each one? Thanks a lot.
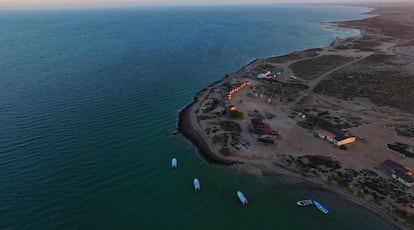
[392,124,414,137]
[313,54,414,113]
[290,55,355,80]
[264,48,322,63]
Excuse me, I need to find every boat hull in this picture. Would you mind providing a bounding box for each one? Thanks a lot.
[313,200,329,214]
[193,178,200,191]
[171,158,177,169]
[237,191,248,206]
[296,200,313,207]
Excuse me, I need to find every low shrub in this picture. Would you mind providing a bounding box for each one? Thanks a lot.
[229,110,244,120]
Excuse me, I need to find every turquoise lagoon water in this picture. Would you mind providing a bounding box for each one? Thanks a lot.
[0,5,397,229]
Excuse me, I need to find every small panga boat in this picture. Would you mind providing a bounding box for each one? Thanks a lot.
[313,200,329,214]
[237,191,248,206]
[296,199,313,207]
[171,158,177,169]
[193,178,200,191]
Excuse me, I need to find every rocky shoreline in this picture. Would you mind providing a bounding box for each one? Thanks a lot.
[178,84,235,165]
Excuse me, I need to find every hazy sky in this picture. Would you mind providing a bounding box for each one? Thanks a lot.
[0,0,405,9]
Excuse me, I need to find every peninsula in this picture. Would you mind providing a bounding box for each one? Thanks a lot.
[178,4,414,229]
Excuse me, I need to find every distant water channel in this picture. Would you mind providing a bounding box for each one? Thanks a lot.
[0,5,397,229]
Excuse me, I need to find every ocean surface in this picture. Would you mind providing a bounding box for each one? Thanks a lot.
[0,5,397,230]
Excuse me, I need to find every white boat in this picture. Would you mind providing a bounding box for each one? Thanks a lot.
[313,200,329,214]
[237,191,248,206]
[296,199,313,207]
[171,158,177,169]
[193,178,200,191]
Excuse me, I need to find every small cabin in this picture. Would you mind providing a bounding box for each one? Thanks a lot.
[381,160,412,175]
[250,119,279,144]
[381,160,414,187]
[392,171,414,187]
[318,129,356,146]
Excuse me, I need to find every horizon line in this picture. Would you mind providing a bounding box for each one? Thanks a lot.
[0,3,345,12]
[0,1,412,11]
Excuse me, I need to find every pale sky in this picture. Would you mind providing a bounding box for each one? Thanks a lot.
[0,0,405,10]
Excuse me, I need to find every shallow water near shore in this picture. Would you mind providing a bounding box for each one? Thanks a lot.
[0,5,397,229]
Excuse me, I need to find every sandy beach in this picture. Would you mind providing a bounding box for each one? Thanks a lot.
[178,4,414,229]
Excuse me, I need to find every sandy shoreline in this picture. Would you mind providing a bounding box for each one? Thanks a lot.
[178,4,414,229]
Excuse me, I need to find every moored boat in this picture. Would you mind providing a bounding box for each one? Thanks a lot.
[313,200,329,214]
[237,191,248,206]
[171,158,177,169]
[296,199,313,207]
[193,178,200,191]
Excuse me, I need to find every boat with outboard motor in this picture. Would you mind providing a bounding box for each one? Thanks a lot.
[313,200,329,214]
[237,191,248,206]
[296,199,313,207]
[171,158,177,169]
[193,178,200,191]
